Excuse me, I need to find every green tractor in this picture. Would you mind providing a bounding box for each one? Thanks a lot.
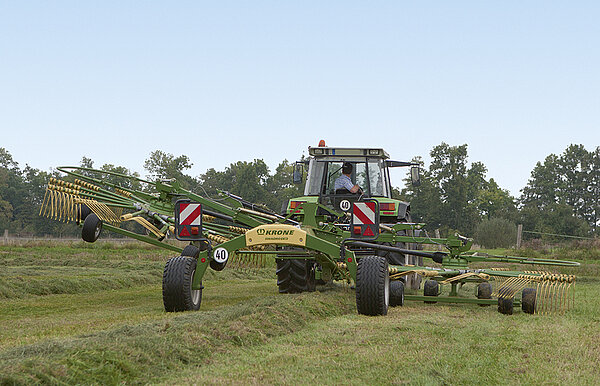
[40,142,579,317]
[283,142,424,290]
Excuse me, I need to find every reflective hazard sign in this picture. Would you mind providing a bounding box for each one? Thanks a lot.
[174,200,203,241]
[352,201,379,239]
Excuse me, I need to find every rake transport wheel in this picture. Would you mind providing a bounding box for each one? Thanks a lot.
[356,255,390,316]
[522,288,537,314]
[162,256,202,312]
[389,280,405,307]
[76,204,92,225]
[424,279,439,304]
[498,296,514,315]
[477,282,493,307]
[275,259,316,293]
[82,213,102,243]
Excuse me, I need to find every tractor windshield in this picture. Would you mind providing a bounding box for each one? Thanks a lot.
[304,158,389,197]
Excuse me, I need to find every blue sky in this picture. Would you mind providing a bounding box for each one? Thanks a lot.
[1,1,598,196]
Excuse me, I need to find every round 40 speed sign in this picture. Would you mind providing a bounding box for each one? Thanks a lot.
[213,247,229,264]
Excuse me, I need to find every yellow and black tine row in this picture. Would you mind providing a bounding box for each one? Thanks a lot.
[206,233,230,245]
[439,272,490,285]
[202,214,216,223]
[120,215,163,238]
[39,189,79,222]
[227,252,269,271]
[114,188,132,198]
[495,276,533,299]
[534,276,575,315]
[73,178,101,191]
[76,198,122,225]
[489,272,576,315]
[50,178,132,206]
[228,225,249,234]
[389,267,438,281]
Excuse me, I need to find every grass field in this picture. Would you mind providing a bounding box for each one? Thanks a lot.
[0,242,599,384]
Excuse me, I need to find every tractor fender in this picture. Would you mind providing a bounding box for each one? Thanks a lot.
[396,202,410,221]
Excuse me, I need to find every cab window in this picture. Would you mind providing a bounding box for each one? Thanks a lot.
[368,160,387,196]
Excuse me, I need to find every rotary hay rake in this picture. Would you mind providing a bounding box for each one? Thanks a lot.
[40,152,579,316]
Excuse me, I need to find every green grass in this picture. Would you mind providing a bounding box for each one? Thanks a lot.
[171,282,600,384]
[0,243,599,384]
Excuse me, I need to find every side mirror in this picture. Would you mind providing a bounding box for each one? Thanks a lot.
[410,166,421,187]
[293,162,303,184]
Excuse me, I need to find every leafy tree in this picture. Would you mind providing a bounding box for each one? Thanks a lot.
[266,160,305,213]
[99,164,142,191]
[520,144,599,235]
[144,150,197,190]
[199,159,275,208]
[474,217,517,249]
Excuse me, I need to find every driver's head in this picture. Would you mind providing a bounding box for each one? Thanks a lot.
[342,162,353,175]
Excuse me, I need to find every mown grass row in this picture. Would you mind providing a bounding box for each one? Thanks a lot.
[0,288,355,384]
[170,281,600,385]
[0,245,274,299]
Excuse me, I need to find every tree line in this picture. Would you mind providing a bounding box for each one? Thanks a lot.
[0,144,597,244]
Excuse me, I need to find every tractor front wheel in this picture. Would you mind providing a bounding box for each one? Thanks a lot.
[275,259,316,293]
[356,255,389,316]
[162,256,202,312]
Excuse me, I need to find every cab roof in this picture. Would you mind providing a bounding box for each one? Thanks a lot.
[308,146,390,159]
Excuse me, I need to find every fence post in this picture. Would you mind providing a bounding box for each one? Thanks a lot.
[516,224,523,249]
[435,229,441,250]
[3,229,8,242]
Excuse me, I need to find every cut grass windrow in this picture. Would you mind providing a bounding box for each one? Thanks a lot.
[0,287,355,384]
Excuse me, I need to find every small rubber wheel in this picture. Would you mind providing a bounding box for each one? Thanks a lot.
[522,288,537,314]
[477,282,493,307]
[356,255,389,316]
[498,296,514,315]
[163,256,202,312]
[181,245,200,258]
[82,213,102,243]
[210,260,227,271]
[389,281,405,307]
[76,204,92,225]
[424,280,439,304]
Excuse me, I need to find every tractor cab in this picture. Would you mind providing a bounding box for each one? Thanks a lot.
[288,142,420,223]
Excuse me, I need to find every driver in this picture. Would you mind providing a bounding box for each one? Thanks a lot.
[334,162,361,194]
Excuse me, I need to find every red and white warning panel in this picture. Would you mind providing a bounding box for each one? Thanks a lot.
[174,200,203,241]
[352,201,379,239]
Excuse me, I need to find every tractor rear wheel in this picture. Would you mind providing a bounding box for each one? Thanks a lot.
[522,288,536,314]
[356,255,389,316]
[162,256,202,312]
[477,282,493,307]
[82,213,102,243]
[389,280,405,307]
[275,259,316,293]
[424,279,439,303]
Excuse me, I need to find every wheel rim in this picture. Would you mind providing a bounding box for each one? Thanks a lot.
[384,273,389,308]
[190,269,200,305]
[94,223,102,239]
